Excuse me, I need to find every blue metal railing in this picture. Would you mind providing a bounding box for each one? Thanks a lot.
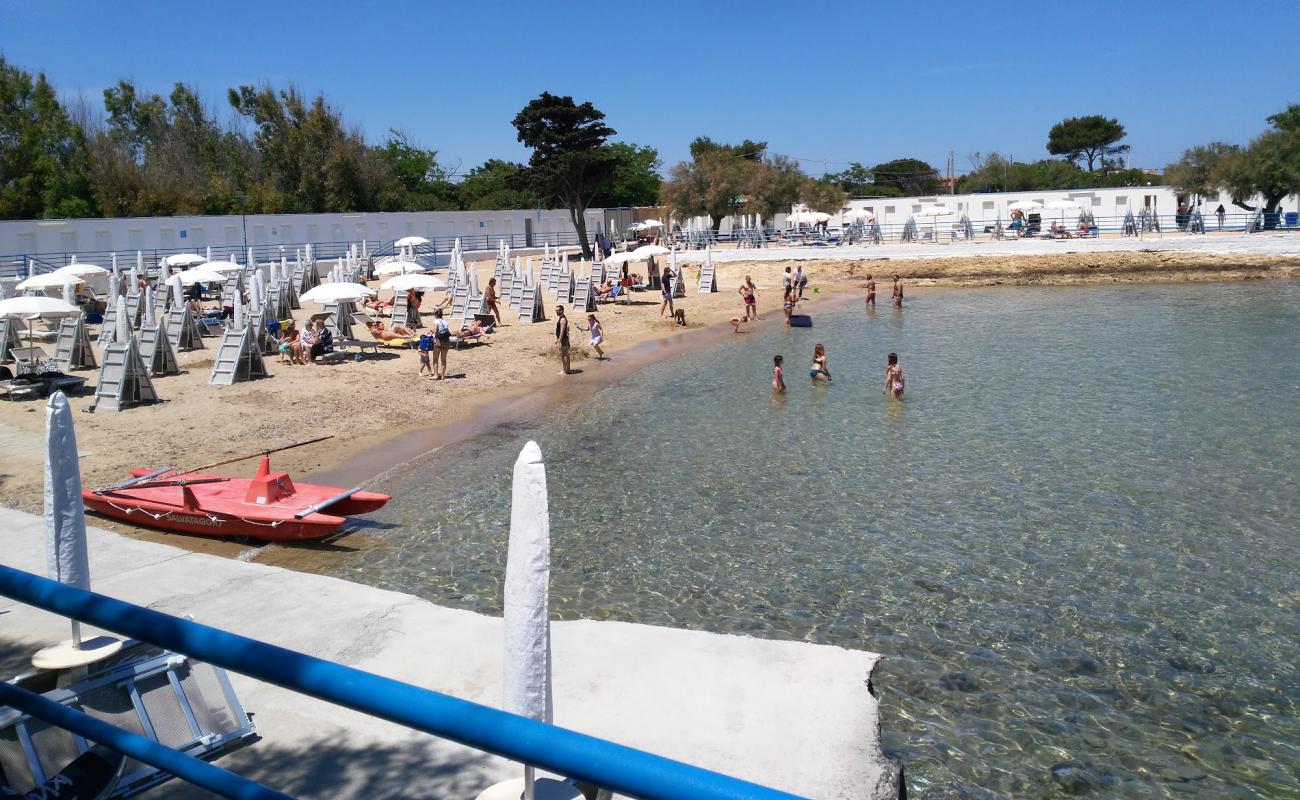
[0,565,803,800]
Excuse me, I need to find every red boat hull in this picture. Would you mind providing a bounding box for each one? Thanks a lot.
[83,465,390,542]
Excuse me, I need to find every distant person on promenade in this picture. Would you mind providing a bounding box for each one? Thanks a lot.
[892,276,904,309]
[554,305,572,375]
[883,352,905,400]
[772,355,786,393]
[809,343,831,382]
[862,274,877,307]
[1215,204,1226,230]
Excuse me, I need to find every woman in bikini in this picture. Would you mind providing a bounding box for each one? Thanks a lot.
[883,352,905,400]
[782,288,795,326]
[809,343,831,382]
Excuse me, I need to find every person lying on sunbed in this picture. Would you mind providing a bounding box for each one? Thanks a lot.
[367,320,415,341]
[456,319,493,339]
[593,280,615,299]
[362,296,394,314]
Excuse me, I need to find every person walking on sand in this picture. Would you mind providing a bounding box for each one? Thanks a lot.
[554,305,572,375]
[892,275,904,309]
[862,274,877,308]
[659,264,675,318]
[772,355,786,394]
[809,343,832,382]
[485,277,503,325]
[794,264,808,299]
[883,352,905,400]
[576,313,606,360]
[417,329,434,377]
[431,308,451,380]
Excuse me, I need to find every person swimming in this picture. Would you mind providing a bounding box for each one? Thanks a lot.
[809,343,831,381]
[772,355,786,393]
[883,352,904,400]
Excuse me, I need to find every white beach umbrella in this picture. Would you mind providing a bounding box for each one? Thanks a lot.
[0,296,80,321]
[17,273,83,291]
[842,209,870,221]
[380,273,448,292]
[32,391,123,670]
[1042,199,1082,221]
[602,251,634,267]
[915,206,953,218]
[504,441,553,797]
[52,263,109,279]
[203,260,246,274]
[176,267,229,287]
[168,275,185,310]
[1007,200,1042,212]
[162,253,206,268]
[638,219,663,228]
[373,260,428,276]
[631,244,671,259]
[298,282,376,304]
[394,235,430,248]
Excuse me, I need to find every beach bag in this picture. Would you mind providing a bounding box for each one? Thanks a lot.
[418,333,434,352]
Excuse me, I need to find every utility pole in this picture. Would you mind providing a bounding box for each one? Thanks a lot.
[235,195,250,255]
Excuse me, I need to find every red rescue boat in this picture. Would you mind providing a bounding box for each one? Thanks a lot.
[83,455,390,542]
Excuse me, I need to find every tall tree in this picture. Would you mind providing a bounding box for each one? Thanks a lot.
[745,154,807,222]
[799,177,848,215]
[0,57,95,219]
[1047,115,1129,172]
[659,137,767,230]
[457,159,534,210]
[591,142,662,208]
[512,92,618,258]
[374,130,459,211]
[870,158,941,195]
[1165,142,1240,200]
[1215,129,1300,217]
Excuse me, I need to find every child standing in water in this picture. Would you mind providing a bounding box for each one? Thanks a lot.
[809,343,832,382]
[772,355,786,393]
[883,352,905,400]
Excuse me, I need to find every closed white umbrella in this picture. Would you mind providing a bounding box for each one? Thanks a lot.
[373,260,428,276]
[298,282,376,304]
[380,273,448,292]
[504,441,553,799]
[394,235,430,247]
[31,391,123,670]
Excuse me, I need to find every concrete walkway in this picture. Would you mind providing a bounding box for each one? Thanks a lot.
[672,231,1300,263]
[0,508,900,799]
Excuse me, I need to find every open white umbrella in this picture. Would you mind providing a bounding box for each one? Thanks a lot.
[299,282,376,304]
[176,267,229,287]
[0,296,80,321]
[394,235,430,248]
[373,260,428,276]
[1042,199,1081,221]
[161,253,206,268]
[631,244,671,259]
[380,273,448,292]
[842,209,870,221]
[1007,200,1042,212]
[603,251,635,266]
[202,260,246,274]
[17,273,83,292]
[52,263,109,279]
[915,206,953,241]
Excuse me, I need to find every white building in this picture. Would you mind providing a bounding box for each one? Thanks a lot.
[0,207,606,264]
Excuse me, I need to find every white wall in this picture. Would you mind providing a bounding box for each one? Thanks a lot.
[0,207,608,258]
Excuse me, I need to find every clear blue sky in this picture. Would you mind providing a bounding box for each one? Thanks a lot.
[4,0,1297,178]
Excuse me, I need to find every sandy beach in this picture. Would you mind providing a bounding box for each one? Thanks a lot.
[1,245,1296,554]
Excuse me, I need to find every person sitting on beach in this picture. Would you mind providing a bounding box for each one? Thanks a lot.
[363,296,394,315]
[308,320,333,362]
[276,322,302,365]
[883,352,905,400]
[594,280,615,300]
[1050,221,1068,238]
[810,343,832,382]
[1078,219,1091,237]
[367,320,414,342]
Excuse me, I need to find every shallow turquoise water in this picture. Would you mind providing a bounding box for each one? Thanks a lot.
[337,282,1298,798]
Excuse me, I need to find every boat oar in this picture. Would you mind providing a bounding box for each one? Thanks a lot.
[105,477,230,492]
[95,467,173,494]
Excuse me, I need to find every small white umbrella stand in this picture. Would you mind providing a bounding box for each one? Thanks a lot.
[394,235,430,248]
[299,282,376,305]
[915,205,953,242]
[161,253,206,268]
[31,391,123,670]
[373,260,428,277]
[477,442,579,800]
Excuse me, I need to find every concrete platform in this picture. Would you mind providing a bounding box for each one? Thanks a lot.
[0,508,900,799]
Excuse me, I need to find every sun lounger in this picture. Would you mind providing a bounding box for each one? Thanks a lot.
[351,312,414,349]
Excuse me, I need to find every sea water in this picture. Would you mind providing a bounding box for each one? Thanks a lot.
[335,282,1298,798]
